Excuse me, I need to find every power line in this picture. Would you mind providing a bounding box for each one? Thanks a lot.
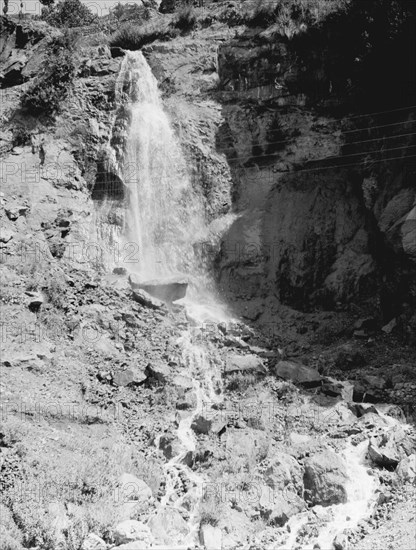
[291,153,416,175]
[210,130,416,156]
[218,143,416,165]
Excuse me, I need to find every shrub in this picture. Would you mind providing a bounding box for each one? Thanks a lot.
[226,372,257,392]
[109,21,178,50]
[21,33,76,115]
[42,0,97,28]
[174,5,197,31]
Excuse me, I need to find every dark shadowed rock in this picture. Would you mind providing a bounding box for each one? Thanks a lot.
[273,360,321,387]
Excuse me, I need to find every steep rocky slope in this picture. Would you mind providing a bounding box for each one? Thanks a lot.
[0,4,415,550]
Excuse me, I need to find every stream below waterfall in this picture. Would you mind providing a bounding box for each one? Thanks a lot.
[112,50,411,550]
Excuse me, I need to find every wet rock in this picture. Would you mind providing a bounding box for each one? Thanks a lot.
[348,403,378,418]
[200,524,222,549]
[396,454,416,483]
[117,473,153,503]
[147,507,189,545]
[191,414,212,435]
[225,353,266,375]
[158,433,182,459]
[81,533,106,550]
[273,360,321,387]
[113,520,152,545]
[264,452,303,494]
[303,451,348,506]
[132,289,165,310]
[129,274,188,303]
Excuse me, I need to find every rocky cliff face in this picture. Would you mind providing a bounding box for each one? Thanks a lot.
[214,21,416,328]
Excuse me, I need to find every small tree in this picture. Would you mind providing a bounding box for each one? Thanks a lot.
[43,0,97,28]
[40,0,55,6]
[3,0,9,15]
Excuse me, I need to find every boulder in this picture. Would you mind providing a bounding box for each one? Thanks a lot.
[132,289,165,310]
[273,360,321,387]
[113,520,152,546]
[113,368,146,387]
[117,473,152,504]
[147,507,189,545]
[129,274,188,303]
[158,433,183,459]
[225,353,266,375]
[200,524,222,550]
[396,454,416,483]
[81,533,106,550]
[303,451,348,506]
[264,452,303,494]
[191,413,212,435]
[368,426,413,468]
[226,428,269,461]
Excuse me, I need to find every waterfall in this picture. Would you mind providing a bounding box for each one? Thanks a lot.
[116,51,206,281]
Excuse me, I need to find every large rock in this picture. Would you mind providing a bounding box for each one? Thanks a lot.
[225,353,267,375]
[117,473,152,504]
[225,428,269,461]
[114,520,152,546]
[368,426,413,468]
[273,360,321,387]
[303,451,348,506]
[129,274,188,303]
[200,524,222,550]
[264,452,303,494]
[132,289,165,310]
[147,508,189,545]
[191,413,212,435]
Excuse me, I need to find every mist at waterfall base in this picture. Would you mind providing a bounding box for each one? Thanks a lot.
[115,51,228,324]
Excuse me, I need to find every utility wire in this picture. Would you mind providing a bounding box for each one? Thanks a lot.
[220,143,416,164]
[210,130,416,156]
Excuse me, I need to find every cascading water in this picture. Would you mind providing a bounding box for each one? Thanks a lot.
[115,51,207,282]
[116,50,228,548]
